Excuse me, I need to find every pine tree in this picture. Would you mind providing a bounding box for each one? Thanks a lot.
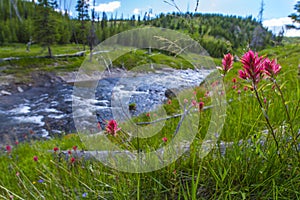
[289,1,300,29]
[33,0,58,57]
[76,0,89,50]
[76,0,89,21]
[89,0,96,61]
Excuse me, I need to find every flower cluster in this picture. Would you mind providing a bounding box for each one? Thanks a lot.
[263,58,281,78]
[239,50,264,84]
[220,49,285,153]
[105,120,121,136]
[217,53,234,76]
[238,50,282,84]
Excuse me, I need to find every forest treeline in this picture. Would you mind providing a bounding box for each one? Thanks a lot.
[0,0,282,57]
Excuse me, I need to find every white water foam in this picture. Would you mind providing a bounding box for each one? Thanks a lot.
[14,115,44,126]
[9,105,31,114]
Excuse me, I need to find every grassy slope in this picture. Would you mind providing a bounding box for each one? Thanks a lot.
[0,43,299,199]
[0,44,84,80]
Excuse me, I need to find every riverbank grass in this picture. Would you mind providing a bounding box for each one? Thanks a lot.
[0,44,299,199]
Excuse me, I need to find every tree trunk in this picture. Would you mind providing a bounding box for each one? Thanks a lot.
[89,45,93,62]
[48,46,52,58]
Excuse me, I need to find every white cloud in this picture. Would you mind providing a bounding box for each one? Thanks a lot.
[133,8,140,15]
[263,17,300,37]
[94,1,121,12]
[286,29,300,37]
[263,17,293,27]
[68,10,73,17]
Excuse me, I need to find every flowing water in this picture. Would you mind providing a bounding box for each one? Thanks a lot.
[0,69,212,143]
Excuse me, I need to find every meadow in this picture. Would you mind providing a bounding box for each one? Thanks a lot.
[0,42,299,199]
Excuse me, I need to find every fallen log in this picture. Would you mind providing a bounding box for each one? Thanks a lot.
[0,51,86,62]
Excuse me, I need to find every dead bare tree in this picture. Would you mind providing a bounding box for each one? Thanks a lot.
[10,0,23,22]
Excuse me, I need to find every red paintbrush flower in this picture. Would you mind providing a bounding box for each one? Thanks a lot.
[217,53,234,76]
[6,145,11,152]
[53,147,59,152]
[263,58,281,78]
[199,101,204,111]
[33,156,38,162]
[106,120,121,136]
[162,137,168,142]
[239,50,264,84]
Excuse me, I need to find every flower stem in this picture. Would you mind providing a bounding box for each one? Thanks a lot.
[253,84,280,154]
[273,79,299,153]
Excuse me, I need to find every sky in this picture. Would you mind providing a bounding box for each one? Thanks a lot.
[63,0,300,37]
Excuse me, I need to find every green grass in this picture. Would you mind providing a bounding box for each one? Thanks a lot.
[1,57,83,73]
[0,43,83,58]
[0,44,85,82]
[0,44,299,199]
[112,49,195,70]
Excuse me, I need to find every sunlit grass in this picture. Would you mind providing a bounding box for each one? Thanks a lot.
[0,44,299,199]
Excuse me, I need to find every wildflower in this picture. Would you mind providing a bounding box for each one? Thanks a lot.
[162,137,168,142]
[183,99,189,104]
[16,172,20,176]
[211,81,219,88]
[72,145,77,151]
[232,78,237,83]
[217,53,234,76]
[97,122,101,130]
[105,120,121,136]
[243,86,248,91]
[239,50,264,84]
[199,101,204,111]
[204,91,210,97]
[263,58,281,78]
[33,156,38,162]
[82,193,88,198]
[146,113,150,117]
[53,147,59,152]
[191,100,197,106]
[272,84,276,90]
[38,179,44,183]
[238,70,248,80]
[232,85,237,90]
[15,141,19,145]
[70,157,75,163]
[68,150,72,155]
[237,90,241,95]
[167,99,172,104]
[264,97,267,104]
[6,145,11,152]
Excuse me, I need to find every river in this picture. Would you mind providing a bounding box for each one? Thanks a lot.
[0,68,212,144]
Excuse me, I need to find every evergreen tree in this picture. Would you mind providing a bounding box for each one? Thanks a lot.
[32,0,58,57]
[89,0,96,61]
[101,11,107,29]
[76,0,89,50]
[76,0,89,21]
[289,1,300,29]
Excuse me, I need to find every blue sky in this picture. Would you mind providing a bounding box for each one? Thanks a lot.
[64,0,300,36]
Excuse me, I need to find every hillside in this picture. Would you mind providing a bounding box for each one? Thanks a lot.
[0,0,276,57]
